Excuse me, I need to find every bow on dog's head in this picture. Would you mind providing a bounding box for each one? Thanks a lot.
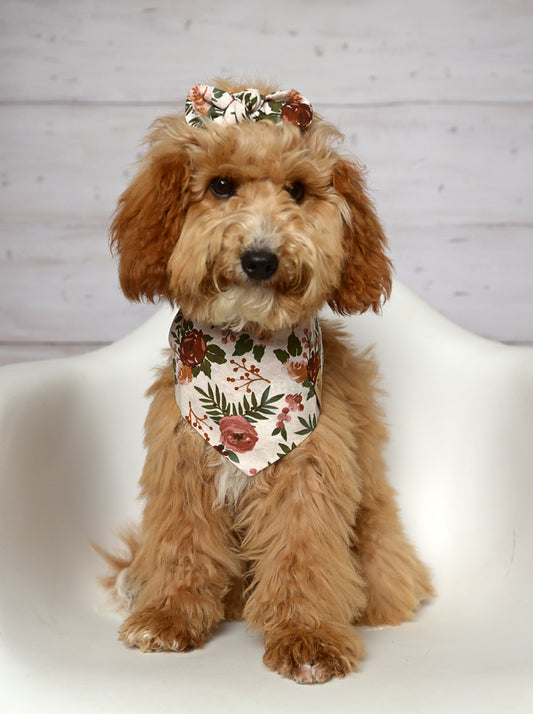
[110,80,392,333]
[185,85,314,129]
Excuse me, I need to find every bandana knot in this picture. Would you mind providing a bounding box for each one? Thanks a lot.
[185,85,313,129]
[169,312,323,475]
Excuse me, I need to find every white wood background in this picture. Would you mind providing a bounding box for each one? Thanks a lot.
[1,0,532,364]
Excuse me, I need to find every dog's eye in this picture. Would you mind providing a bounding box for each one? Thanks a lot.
[210,177,235,199]
[286,181,305,203]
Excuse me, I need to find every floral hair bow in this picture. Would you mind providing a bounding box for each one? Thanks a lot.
[185,84,313,129]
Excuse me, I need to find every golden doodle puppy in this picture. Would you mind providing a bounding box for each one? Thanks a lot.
[100,80,434,684]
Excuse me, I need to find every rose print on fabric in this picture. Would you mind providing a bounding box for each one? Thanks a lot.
[283,358,308,383]
[281,101,314,128]
[169,311,322,475]
[194,383,284,464]
[170,314,227,382]
[179,329,207,367]
[219,416,259,454]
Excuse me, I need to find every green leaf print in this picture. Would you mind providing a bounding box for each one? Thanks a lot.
[274,349,289,364]
[233,334,254,356]
[199,360,212,379]
[253,344,265,362]
[206,344,226,364]
[287,332,303,357]
[294,413,317,436]
[276,443,296,459]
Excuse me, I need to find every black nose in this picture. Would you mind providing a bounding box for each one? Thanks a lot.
[240,250,279,282]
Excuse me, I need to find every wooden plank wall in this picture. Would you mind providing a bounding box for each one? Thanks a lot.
[1,0,532,364]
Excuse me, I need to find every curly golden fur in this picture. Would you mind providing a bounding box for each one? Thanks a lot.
[99,80,433,684]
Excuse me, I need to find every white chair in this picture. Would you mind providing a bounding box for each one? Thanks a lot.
[1,281,532,713]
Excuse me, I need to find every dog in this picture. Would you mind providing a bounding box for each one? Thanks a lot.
[99,79,434,684]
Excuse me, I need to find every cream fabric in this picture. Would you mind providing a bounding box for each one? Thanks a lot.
[169,311,323,475]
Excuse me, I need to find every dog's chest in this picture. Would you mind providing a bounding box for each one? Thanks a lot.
[212,455,252,509]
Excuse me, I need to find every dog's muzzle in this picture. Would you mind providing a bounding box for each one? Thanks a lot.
[241,250,279,282]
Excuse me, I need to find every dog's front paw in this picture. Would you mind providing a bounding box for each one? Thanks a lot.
[119,606,212,653]
[263,625,364,684]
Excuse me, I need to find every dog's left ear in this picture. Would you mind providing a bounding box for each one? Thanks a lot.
[328,158,393,315]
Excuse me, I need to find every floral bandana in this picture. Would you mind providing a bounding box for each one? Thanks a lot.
[185,85,313,129]
[169,311,323,476]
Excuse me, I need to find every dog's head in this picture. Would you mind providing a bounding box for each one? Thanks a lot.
[110,81,392,334]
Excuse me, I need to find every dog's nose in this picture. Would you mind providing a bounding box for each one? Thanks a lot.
[240,250,279,282]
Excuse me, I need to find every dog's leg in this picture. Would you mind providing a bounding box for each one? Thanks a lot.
[238,435,367,684]
[339,350,435,626]
[118,366,241,653]
[355,478,435,626]
[222,575,245,621]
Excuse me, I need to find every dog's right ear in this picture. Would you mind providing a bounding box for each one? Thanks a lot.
[110,119,195,302]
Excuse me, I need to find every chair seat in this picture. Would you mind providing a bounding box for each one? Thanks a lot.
[1,281,532,713]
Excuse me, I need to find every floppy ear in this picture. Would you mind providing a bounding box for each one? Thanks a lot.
[328,157,393,314]
[110,121,193,302]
